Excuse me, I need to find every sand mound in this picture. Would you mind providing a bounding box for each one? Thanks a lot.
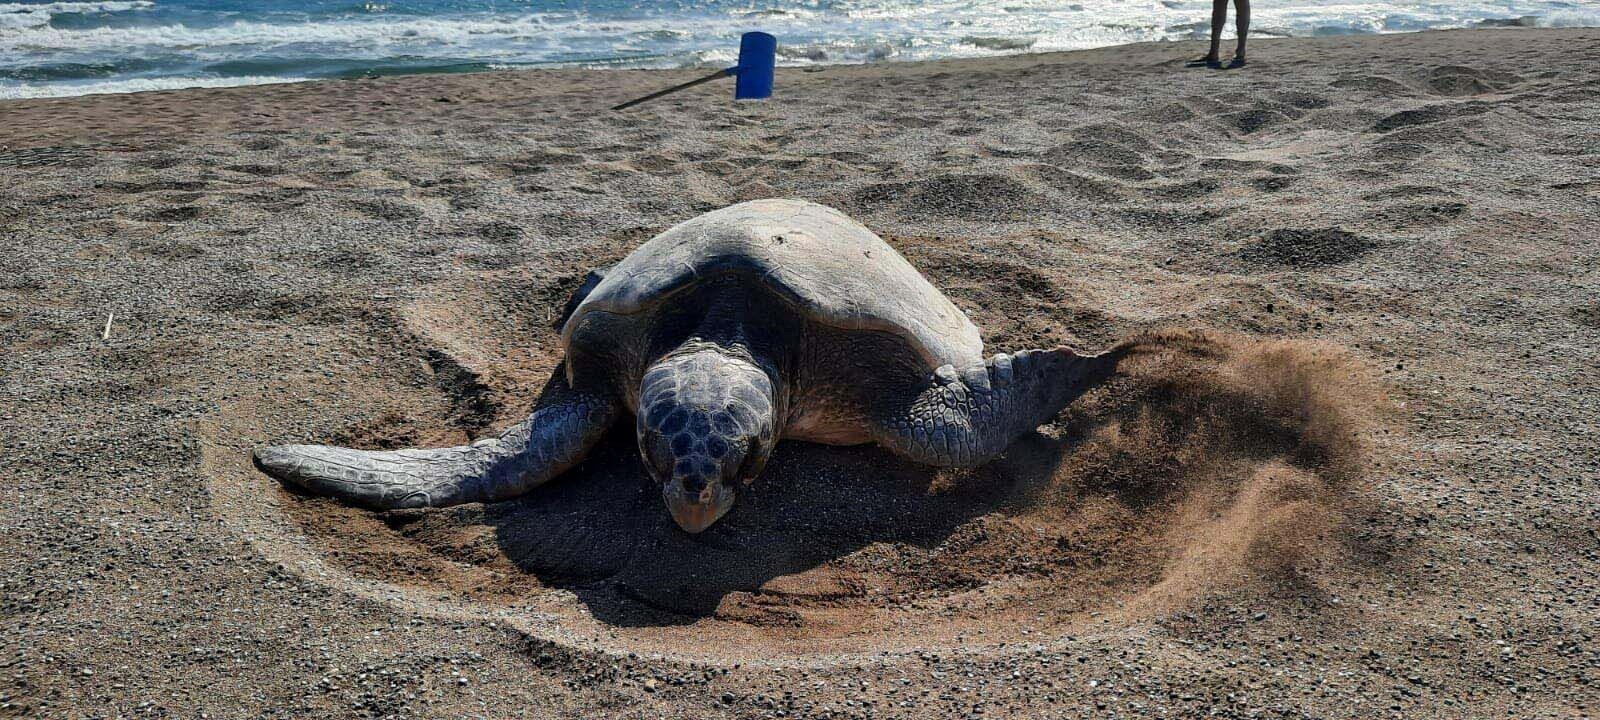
[1237,227,1377,268]
[1424,65,1523,96]
[209,323,1383,662]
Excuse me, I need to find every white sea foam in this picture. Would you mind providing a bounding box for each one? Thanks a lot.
[0,1,151,30]
[2,1,1594,60]
[1539,9,1600,28]
[0,0,153,13]
[2,15,560,54]
[0,73,306,99]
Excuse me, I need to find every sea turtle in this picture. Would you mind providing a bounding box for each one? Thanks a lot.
[254,199,1126,533]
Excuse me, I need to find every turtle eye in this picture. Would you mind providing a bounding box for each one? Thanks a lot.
[636,422,675,482]
[735,437,772,484]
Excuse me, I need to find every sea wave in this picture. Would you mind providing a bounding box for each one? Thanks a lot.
[1539,9,1600,28]
[4,2,1594,61]
[0,1,152,30]
[0,73,304,99]
[3,14,563,54]
[0,0,153,13]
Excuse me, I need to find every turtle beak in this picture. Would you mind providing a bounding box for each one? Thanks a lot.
[663,480,736,534]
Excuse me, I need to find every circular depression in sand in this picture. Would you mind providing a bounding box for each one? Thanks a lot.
[202,326,1376,666]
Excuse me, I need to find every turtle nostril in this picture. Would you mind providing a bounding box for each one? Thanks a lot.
[679,474,708,495]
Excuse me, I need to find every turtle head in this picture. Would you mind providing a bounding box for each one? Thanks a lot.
[637,346,778,534]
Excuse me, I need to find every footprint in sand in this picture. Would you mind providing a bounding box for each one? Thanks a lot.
[240,187,309,210]
[1047,141,1154,181]
[1026,165,1129,204]
[1569,304,1600,330]
[240,135,284,152]
[1372,201,1468,230]
[1191,158,1301,193]
[223,164,282,177]
[1359,185,1456,201]
[202,263,334,323]
[1367,138,1435,161]
[855,173,1052,220]
[1220,107,1294,136]
[473,220,523,243]
[1139,178,1223,202]
[350,197,425,221]
[1126,101,1198,124]
[132,153,186,170]
[1272,91,1333,110]
[1251,176,1298,192]
[140,205,204,223]
[98,179,208,194]
[1331,74,1413,96]
[1424,65,1523,97]
[316,247,381,272]
[1372,102,1493,133]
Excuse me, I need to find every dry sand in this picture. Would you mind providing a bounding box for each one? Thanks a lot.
[3,27,1598,719]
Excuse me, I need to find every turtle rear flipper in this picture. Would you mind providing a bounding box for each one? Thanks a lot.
[871,345,1126,467]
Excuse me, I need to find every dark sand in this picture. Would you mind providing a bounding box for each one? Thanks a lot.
[2,28,1598,719]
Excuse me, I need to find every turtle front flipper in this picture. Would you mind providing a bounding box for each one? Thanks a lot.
[553,265,612,332]
[870,345,1128,468]
[253,363,619,509]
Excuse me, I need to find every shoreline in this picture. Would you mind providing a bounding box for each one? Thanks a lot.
[0,20,1583,103]
[0,26,1589,148]
[4,8,1593,103]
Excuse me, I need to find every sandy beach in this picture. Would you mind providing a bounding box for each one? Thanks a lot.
[3,27,1597,718]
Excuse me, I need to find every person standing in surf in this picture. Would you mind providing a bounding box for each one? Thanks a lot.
[1201,0,1249,68]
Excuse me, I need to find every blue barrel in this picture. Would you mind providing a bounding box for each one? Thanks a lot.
[733,32,776,100]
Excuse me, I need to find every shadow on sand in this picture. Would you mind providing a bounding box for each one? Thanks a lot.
[379,426,1069,627]
[300,329,1377,631]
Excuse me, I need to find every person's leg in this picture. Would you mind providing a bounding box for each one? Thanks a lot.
[1231,0,1250,65]
[1206,0,1227,63]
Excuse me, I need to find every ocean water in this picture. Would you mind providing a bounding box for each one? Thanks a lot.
[2,0,1597,99]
